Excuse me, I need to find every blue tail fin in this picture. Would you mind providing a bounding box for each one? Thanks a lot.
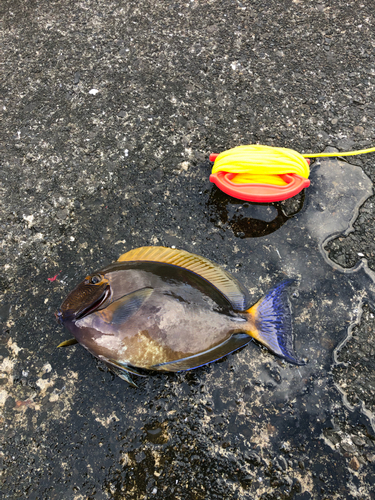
[246,280,303,365]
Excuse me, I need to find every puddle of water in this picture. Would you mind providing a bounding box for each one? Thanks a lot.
[213,156,375,425]
[207,187,305,238]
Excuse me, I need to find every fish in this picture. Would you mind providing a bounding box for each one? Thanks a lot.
[56,246,303,386]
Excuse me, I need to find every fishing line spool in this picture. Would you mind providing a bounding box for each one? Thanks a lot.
[209,144,375,203]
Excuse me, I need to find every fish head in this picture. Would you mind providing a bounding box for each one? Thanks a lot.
[56,273,111,325]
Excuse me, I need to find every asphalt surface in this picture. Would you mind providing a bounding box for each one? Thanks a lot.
[1,1,375,499]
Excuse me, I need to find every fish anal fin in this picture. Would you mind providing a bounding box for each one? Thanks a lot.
[97,287,153,325]
[150,333,251,372]
[117,246,250,311]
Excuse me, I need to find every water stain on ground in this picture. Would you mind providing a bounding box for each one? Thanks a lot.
[207,186,305,238]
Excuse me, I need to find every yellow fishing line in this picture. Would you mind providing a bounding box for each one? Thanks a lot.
[231,174,288,186]
[211,145,375,185]
[212,145,310,185]
[302,146,375,158]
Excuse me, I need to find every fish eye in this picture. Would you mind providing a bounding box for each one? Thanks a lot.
[90,275,102,285]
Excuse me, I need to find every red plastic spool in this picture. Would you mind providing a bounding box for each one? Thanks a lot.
[209,154,310,203]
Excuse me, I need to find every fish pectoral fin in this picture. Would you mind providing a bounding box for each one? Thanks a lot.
[57,338,78,347]
[99,287,154,325]
[150,333,251,372]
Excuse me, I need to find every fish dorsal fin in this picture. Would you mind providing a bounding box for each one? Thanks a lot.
[117,246,249,311]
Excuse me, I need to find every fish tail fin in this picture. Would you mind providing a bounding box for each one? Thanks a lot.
[245,280,304,365]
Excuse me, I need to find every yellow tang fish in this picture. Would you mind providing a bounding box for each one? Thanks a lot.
[56,246,302,386]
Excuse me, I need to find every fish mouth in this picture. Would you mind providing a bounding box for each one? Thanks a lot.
[75,285,111,320]
[55,309,64,325]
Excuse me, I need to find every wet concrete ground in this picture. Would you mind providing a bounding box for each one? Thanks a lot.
[1,0,375,498]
